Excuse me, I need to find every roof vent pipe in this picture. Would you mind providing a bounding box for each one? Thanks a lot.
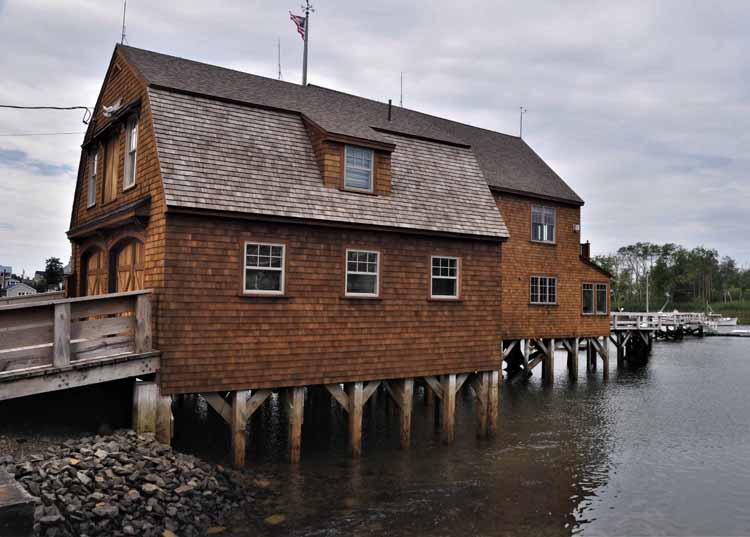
[388,99,392,121]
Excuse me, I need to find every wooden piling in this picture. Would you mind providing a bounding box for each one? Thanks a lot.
[488,370,499,436]
[288,387,305,464]
[616,332,625,367]
[542,338,555,385]
[230,390,249,468]
[132,381,157,434]
[475,372,489,438]
[441,374,456,443]
[601,336,610,381]
[567,338,579,379]
[346,382,364,458]
[155,392,173,444]
[399,379,414,449]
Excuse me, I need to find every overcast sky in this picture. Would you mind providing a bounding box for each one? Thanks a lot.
[1,0,748,275]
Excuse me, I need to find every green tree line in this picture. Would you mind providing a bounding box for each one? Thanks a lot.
[592,243,750,312]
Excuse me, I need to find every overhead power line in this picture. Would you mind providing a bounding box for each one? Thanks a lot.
[0,105,92,124]
[0,131,86,137]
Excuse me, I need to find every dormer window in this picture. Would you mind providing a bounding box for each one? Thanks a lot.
[344,145,374,192]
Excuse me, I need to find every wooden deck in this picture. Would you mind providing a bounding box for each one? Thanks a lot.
[0,290,159,401]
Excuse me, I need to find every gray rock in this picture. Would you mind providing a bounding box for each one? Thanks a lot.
[92,504,119,518]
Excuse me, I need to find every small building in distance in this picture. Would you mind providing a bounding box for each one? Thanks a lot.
[5,281,37,298]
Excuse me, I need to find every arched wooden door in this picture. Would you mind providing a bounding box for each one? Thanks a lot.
[81,248,106,296]
[111,240,145,292]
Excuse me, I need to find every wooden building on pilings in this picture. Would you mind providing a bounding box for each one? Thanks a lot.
[64,45,611,466]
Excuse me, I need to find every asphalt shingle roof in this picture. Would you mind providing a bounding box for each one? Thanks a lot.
[119,45,583,206]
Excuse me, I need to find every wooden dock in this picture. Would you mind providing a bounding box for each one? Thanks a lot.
[0,290,168,439]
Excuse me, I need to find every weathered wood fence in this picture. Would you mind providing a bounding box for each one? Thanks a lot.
[0,290,157,401]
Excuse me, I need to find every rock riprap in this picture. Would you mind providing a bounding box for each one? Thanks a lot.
[0,430,251,537]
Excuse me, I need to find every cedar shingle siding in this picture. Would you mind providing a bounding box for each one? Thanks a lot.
[67,45,609,395]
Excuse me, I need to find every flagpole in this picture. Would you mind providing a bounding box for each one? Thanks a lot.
[302,1,310,86]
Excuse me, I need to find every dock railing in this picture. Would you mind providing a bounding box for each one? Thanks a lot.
[0,290,153,376]
[611,311,707,331]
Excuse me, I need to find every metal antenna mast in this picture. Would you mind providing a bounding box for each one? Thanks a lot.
[301,0,314,86]
[277,38,282,80]
[400,72,403,107]
[121,0,127,44]
[519,106,527,138]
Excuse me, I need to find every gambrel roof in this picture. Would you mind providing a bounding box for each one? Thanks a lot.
[108,45,585,239]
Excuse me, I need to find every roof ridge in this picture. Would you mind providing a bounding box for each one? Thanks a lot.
[303,83,522,141]
[120,45,521,142]
[118,44,308,92]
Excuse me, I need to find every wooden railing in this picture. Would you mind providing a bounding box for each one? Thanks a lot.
[0,290,153,376]
[611,311,707,330]
[0,290,65,306]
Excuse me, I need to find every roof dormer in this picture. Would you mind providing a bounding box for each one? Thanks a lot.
[303,117,393,195]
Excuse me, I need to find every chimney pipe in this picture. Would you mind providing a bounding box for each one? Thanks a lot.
[388,99,392,121]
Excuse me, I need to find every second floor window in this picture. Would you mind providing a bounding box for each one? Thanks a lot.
[596,283,608,314]
[344,145,374,192]
[530,275,557,305]
[123,116,138,189]
[87,151,98,207]
[346,250,379,297]
[431,256,459,298]
[244,242,285,294]
[532,205,556,243]
[582,283,594,314]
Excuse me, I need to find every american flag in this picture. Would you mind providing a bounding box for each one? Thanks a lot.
[289,11,306,40]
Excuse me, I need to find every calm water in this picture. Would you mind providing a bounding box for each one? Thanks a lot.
[174,333,750,536]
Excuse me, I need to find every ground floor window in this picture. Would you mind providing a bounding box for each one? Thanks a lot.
[530,276,557,305]
[596,283,608,314]
[244,242,285,294]
[346,250,379,297]
[431,256,459,298]
[582,283,594,314]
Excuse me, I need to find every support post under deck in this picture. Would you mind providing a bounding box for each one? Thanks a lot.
[441,374,456,443]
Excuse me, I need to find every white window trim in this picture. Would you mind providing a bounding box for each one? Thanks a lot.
[123,116,138,191]
[530,275,558,305]
[595,283,608,314]
[345,249,380,298]
[430,256,460,299]
[343,145,374,193]
[243,242,285,296]
[582,282,595,315]
[531,205,556,244]
[87,151,98,208]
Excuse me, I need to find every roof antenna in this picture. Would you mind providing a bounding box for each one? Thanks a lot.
[400,72,403,107]
[120,0,127,44]
[277,38,283,80]
[519,106,527,138]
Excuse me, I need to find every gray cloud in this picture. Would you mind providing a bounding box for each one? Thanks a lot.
[0,0,748,274]
[0,148,73,176]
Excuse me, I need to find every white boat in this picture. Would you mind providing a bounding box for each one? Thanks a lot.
[708,314,738,326]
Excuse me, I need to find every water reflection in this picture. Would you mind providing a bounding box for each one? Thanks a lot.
[173,337,750,536]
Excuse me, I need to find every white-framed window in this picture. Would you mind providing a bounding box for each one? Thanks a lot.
[531,205,556,243]
[582,283,594,314]
[123,116,138,190]
[344,145,374,192]
[431,256,459,299]
[596,283,608,314]
[530,275,557,305]
[87,150,98,207]
[243,242,285,295]
[345,249,379,297]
